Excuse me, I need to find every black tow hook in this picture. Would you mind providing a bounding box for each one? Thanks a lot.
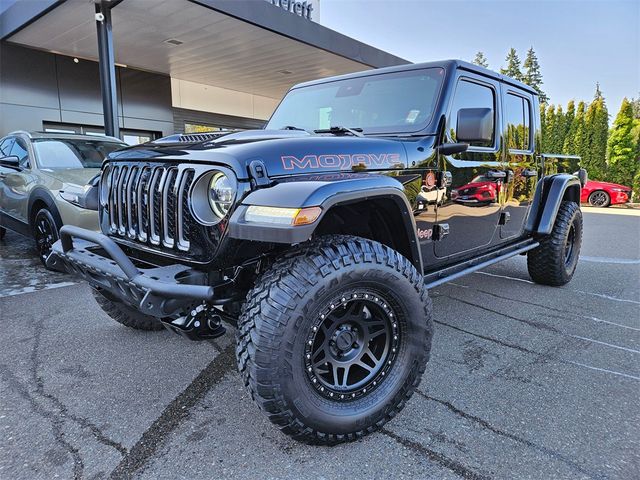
[162,303,226,341]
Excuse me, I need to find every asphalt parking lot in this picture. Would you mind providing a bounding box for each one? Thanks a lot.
[0,206,638,480]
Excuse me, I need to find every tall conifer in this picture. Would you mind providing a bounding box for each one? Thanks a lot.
[522,47,548,103]
[500,48,523,81]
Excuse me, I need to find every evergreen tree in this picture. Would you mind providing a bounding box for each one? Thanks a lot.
[607,98,640,188]
[594,83,603,101]
[545,104,557,153]
[563,100,583,157]
[564,100,575,141]
[522,47,548,103]
[500,48,523,81]
[583,86,609,179]
[540,103,547,151]
[572,101,590,170]
[631,96,640,119]
[554,105,566,154]
[472,51,489,68]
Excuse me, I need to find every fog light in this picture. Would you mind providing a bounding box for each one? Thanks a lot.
[245,206,322,226]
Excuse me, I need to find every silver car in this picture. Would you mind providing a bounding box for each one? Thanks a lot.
[0,131,126,266]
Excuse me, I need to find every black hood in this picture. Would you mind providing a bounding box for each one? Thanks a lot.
[107,130,435,180]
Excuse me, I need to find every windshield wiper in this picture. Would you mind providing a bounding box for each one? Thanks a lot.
[280,125,308,132]
[313,126,364,137]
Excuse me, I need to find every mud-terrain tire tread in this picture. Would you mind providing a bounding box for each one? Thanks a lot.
[91,288,164,331]
[527,201,582,286]
[236,235,433,445]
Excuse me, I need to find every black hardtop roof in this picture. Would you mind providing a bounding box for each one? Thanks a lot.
[291,59,538,96]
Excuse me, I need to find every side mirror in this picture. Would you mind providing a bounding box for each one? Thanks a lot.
[577,168,588,187]
[456,108,493,144]
[437,142,468,156]
[0,155,20,169]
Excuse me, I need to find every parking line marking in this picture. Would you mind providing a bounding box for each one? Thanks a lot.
[475,271,640,305]
[569,335,640,354]
[0,281,78,298]
[581,256,640,265]
[575,290,640,305]
[474,271,535,284]
[584,316,640,332]
[437,320,640,382]
[567,361,640,381]
[445,282,640,332]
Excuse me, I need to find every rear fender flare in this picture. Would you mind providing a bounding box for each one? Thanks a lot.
[228,174,423,270]
[525,174,581,235]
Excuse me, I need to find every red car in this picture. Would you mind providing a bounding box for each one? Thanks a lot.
[581,180,633,207]
[452,175,499,205]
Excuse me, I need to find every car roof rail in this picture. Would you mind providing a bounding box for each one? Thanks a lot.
[8,130,32,138]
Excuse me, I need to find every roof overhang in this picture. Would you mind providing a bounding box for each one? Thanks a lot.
[1,0,409,99]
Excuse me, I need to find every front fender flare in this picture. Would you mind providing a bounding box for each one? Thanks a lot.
[525,174,582,235]
[228,174,422,270]
[28,187,63,227]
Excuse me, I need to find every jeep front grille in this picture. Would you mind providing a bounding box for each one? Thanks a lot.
[103,164,195,252]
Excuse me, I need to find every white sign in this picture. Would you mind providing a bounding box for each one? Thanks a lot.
[264,0,320,21]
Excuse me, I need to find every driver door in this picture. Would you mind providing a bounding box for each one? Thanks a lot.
[434,75,503,259]
[0,136,33,224]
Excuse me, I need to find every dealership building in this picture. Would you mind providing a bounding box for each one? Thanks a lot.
[0,0,408,144]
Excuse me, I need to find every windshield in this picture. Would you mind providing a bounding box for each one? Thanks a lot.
[267,68,444,135]
[470,175,493,183]
[33,139,126,169]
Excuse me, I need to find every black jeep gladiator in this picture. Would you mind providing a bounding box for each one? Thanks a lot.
[48,60,585,444]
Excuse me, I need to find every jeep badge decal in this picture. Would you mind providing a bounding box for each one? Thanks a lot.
[281,153,401,170]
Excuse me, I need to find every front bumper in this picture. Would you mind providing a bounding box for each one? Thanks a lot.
[47,225,221,318]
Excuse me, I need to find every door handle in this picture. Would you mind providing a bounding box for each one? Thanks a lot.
[521,169,538,178]
[486,170,506,179]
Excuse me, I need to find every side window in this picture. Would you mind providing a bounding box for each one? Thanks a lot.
[11,138,30,168]
[505,93,531,151]
[0,138,15,157]
[449,79,495,148]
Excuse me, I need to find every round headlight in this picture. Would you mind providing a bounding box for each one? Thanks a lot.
[208,171,235,218]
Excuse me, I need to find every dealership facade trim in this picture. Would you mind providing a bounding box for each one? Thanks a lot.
[0,0,408,144]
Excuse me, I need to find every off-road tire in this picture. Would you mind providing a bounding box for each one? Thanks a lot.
[236,235,433,445]
[527,201,582,286]
[91,288,164,331]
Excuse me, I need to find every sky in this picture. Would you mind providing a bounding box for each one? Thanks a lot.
[319,0,639,119]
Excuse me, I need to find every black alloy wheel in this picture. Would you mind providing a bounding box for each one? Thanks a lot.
[564,224,576,267]
[33,208,59,267]
[305,290,400,401]
[588,190,610,207]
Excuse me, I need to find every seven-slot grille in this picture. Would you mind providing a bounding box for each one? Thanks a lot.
[103,164,195,252]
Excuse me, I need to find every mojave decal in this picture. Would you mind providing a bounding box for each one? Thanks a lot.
[281,153,402,170]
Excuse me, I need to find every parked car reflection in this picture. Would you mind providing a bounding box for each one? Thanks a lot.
[451,174,501,206]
